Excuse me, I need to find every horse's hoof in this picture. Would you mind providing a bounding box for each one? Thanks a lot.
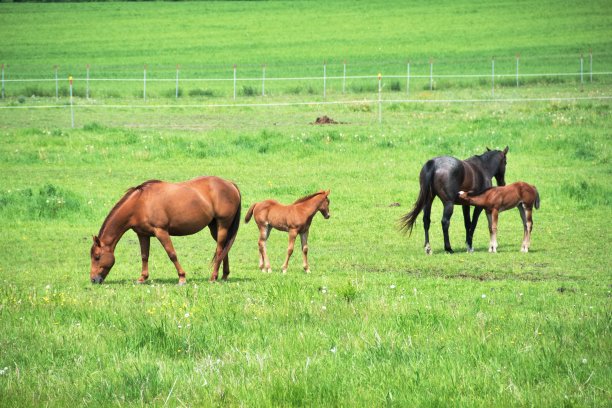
[304,269,311,274]
[445,248,454,254]
[178,281,186,286]
[466,247,474,253]
[424,244,432,255]
[282,269,287,274]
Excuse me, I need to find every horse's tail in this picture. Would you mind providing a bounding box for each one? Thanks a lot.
[216,184,242,263]
[400,161,435,235]
[244,203,256,224]
[534,187,540,210]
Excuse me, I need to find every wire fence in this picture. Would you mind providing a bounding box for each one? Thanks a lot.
[0,55,610,128]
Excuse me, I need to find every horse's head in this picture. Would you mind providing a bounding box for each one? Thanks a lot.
[90,236,115,284]
[487,146,508,187]
[319,190,331,219]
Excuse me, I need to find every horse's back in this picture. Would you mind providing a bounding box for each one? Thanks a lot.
[183,176,241,217]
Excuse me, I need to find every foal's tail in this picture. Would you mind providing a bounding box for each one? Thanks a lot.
[534,188,540,210]
[400,161,435,235]
[244,203,257,223]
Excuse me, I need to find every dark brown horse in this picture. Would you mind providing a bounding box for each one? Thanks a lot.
[90,176,241,285]
[244,190,330,274]
[401,147,508,254]
[459,181,540,253]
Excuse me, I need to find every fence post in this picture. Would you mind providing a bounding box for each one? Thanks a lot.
[233,64,237,100]
[86,64,90,99]
[54,65,59,99]
[323,61,327,99]
[378,72,382,124]
[343,60,346,94]
[175,64,180,99]
[589,49,593,83]
[143,64,147,102]
[69,75,74,128]
[429,58,433,91]
[516,53,520,87]
[406,61,410,97]
[1,64,4,99]
[491,57,495,97]
[262,64,266,97]
[580,53,584,85]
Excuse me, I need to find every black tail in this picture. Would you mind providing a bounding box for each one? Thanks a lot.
[534,188,540,210]
[400,161,435,235]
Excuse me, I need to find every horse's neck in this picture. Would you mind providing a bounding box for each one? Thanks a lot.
[296,195,323,215]
[99,198,135,250]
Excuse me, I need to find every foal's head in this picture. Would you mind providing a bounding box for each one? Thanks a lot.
[318,190,331,219]
[90,236,115,284]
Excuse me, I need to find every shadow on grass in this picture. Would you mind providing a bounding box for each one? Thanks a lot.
[99,276,254,286]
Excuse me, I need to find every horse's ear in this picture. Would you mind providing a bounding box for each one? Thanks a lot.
[92,235,101,247]
[486,147,491,151]
[325,189,331,196]
[503,146,509,155]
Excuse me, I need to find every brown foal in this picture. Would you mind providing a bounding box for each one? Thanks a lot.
[459,181,540,253]
[244,190,330,273]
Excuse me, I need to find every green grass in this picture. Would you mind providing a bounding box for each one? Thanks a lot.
[0,1,611,406]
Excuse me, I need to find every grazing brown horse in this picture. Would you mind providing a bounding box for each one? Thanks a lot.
[244,190,330,274]
[459,181,540,253]
[90,176,241,285]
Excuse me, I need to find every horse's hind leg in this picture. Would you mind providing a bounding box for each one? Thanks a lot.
[221,255,230,280]
[519,205,533,252]
[154,229,187,285]
[258,224,272,272]
[462,205,473,252]
[211,226,228,281]
[423,200,433,255]
[441,201,455,254]
[282,229,298,274]
[300,231,310,274]
[466,206,484,253]
[487,209,499,253]
[137,234,151,283]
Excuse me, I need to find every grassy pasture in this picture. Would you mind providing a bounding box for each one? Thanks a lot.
[0,1,611,407]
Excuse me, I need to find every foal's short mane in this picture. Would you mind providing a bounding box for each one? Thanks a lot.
[293,191,325,204]
[97,180,162,236]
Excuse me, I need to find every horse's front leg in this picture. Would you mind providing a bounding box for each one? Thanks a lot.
[441,201,455,253]
[154,229,187,285]
[137,234,151,283]
[300,231,310,274]
[487,209,499,253]
[282,229,298,273]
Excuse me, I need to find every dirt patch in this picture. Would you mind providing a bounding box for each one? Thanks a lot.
[312,115,343,125]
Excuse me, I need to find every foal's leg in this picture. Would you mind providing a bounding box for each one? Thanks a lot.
[137,234,151,283]
[441,201,455,254]
[300,231,310,273]
[258,224,272,272]
[423,200,433,255]
[154,229,187,285]
[519,205,533,253]
[488,209,499,253]
[282,229,298,274]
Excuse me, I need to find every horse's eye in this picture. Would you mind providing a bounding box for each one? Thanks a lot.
[94,255,101,261]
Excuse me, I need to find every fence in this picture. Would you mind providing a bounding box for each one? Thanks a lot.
[0,54,611,128]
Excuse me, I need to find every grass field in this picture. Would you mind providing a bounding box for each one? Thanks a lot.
[0,1,611,407]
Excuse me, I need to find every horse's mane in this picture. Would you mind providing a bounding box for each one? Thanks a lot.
[97,180,162,236]
[293,191,325,204]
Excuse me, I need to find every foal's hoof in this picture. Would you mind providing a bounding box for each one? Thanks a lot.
[304,269,311,274]
[281,269,287,274]
[178,281,186,286]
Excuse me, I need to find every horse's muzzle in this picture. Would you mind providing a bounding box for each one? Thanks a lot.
[91,276,104,284]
